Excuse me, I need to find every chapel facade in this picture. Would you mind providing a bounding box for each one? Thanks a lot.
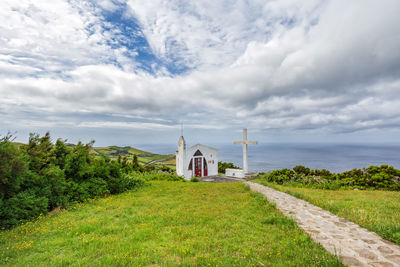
[176,136,218,179]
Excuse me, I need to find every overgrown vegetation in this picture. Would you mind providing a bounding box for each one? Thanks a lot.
[0,182,342,266]
[218,161,239,174]
[258,165,400,190]
[255,181,400,245]
[0,133,178,229]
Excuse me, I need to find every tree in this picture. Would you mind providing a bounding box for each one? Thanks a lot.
[64,141,94,182]
[0,135,28,198]
[52,138,69,169]
[0,134,49,228]
[131,154,142,171]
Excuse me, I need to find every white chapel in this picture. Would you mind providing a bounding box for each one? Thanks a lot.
[176,136,218,179]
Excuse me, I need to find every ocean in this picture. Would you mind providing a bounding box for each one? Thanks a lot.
[136,143,400,173]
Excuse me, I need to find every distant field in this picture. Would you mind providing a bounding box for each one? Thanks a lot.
[91,145,175,169]
[91,145,152,157]
[0,182,342,266]
[12,142,175,169]
[254,180,400,245]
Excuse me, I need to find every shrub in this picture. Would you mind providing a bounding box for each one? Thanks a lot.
[0,190,48,228]
[190,177,200,182]
[0,137,28,198]
[40,164,68,208]
[259,165,400,191]
[264,169,295,184]
[82,177,110,198]
[64,141,94,182]
[67,181,91,203]
[0,133,146,229]
[218,161,239,173]
[94,158,124,194]
[293,165,311,175]
[122,174,145,190]
[158,165,174,173]
[313,168,332,178]
[24,132,54,173]
[52,138,69,169]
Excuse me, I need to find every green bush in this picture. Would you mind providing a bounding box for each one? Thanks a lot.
[0,133,146,229]
[64,141,94,182]
[293,165,311,175]
[122,174,145,190]
[264,168,295,184]
[67,181,91,203]
[190,177,200,182]
[218,161,239,173]
[93,158,124,194]
[0,138,28,198]
[259,165,400,191]
[39,164,68,208]
[0,190,48,228]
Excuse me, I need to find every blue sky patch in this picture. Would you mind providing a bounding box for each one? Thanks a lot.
[100,2,188,75]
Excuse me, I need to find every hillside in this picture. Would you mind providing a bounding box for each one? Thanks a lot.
[13,141,176,170]
[0,181,341,266]
[91,145,176,169]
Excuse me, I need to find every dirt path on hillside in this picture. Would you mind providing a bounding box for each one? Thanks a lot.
[245,181,400,267]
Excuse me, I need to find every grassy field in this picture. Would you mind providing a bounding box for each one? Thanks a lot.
[0,181,342,266]
[254,180,400,246]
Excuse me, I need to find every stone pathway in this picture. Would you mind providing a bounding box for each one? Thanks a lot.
[246,181,400,267]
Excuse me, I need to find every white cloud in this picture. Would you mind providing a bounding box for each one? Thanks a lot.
[78,121,176,130]
[0,0,137,77]
[1,0,400,143]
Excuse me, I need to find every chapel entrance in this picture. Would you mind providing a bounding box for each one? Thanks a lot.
[194,157,202,177]
[191,150,208,177]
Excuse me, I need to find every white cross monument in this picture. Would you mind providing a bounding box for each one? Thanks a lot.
[234,128,258,174]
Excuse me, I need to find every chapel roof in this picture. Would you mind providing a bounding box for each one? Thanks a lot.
[188,143,218,152]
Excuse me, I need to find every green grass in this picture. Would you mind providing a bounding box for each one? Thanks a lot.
[0,182,342,266]
[254,179,400,246]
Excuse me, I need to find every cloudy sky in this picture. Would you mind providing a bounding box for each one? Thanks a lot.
[1,0,400,147]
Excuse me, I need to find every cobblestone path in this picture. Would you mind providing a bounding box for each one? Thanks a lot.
[246,182,400,267]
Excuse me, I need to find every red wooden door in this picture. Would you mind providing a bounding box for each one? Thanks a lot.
[194,157,202,177]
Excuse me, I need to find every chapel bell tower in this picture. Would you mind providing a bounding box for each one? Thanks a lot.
[176,135,186,176]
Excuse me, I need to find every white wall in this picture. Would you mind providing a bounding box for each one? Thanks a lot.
[225,168,244,178]
[183,144,218,179]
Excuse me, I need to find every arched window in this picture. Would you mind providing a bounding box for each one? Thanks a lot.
[188,158,193,170]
